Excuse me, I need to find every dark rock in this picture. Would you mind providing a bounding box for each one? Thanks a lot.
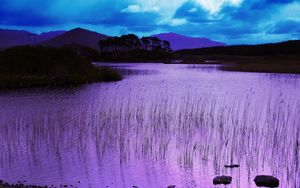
[167,185,176,188]
[224,164,239,168]
[213,176,232,185]
[254,175,279,187]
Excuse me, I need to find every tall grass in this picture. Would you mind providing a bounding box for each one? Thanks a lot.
[0,84,299,187]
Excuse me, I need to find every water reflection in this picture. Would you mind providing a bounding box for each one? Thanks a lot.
[0,63,300,188]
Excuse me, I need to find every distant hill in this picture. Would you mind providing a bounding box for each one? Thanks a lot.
[39,28,110,50]
[37,31,66,43]
[0,29,34,50]
[176,40,300,56]
[152,32,226,51]
[0,29,65,50]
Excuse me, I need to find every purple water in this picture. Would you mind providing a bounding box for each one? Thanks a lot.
[0,63,300,188]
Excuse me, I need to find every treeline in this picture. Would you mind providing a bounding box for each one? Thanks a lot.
[98,49,173,62]
[176,40,300,56]
[0,46,122,88]
[98,34,173,62]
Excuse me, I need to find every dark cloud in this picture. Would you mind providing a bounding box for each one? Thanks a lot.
[250,0,295,11]
[270,20,300,34]
[173,1,212,23]
[99,12,159,27]
[0,0,61,26]
[169,0,300,43]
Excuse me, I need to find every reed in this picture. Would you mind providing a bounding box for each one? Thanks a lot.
[0,84,299,187]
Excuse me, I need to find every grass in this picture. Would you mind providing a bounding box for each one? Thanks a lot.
[97,67,123,82]
[218,56,300,74]
[0,46,122,88]
[174,39,300,74]
[174,54,300,74]
[220,62,300,74]
[0,84,299,187]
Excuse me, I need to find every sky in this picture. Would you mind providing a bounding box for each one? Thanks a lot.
[0,0,299,44]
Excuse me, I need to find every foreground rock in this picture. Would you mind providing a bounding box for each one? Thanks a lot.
[224,164,239,168]
[254,175,279,187]
[213,176,232,185]
[167,185,176,188]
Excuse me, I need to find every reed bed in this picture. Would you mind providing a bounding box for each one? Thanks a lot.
[0,82,299,187]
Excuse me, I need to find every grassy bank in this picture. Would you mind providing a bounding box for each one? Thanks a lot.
[220,62,300,74]
[0,46,122,88]
[176,55,300,74]
[176,40,300,56]
[175,40,300,74]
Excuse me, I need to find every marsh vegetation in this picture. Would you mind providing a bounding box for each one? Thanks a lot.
[175,40,300,74]
[0,46,122,88]
[0,64,299,187]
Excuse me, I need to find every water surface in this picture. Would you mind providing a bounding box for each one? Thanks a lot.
[0,63,300,188]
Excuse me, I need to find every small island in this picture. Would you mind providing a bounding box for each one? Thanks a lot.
[98,34,172,62]
[0,46,122,88]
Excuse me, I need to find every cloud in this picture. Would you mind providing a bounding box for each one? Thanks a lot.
[195,0,243,13]
[0,0,60,26]
[168,18,188,26]
[0,0,299,44]
[174,1,216,23]
[170,0,300,44]
[270,20,300,34]
[121,4,160,13]
[121,5,142,13]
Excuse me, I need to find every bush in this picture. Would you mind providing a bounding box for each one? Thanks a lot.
[0,46,122,88]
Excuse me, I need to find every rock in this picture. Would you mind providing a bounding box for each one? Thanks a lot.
[213,176,232,185]
[167,185,176,188]
[224,164,239,168]
[254,175,279,187]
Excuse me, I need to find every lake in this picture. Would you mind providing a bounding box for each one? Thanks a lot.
[0,63,300,188]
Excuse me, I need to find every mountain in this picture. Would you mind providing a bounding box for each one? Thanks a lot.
[152,32,226,51]
[0,29,66,50]
[39,28,110,50]
[1,29,225,51]
[0,29,35,50]
[37,31,66,43]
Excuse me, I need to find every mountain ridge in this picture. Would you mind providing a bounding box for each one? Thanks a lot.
[38,28,110,50]
[152,32,226,51]
[0,29,66,49]
[1,28,227,51]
